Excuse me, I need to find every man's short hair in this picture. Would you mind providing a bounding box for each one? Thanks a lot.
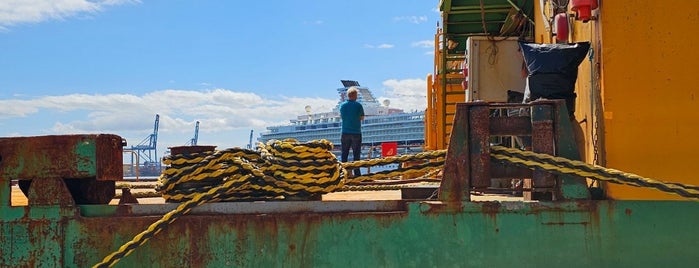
[347,87,358,96]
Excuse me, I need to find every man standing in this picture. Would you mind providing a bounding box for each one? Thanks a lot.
[340,86,364,177]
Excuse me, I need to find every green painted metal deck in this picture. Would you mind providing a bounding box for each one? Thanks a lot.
[2,198,698,267]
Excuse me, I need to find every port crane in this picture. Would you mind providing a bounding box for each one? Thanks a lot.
[126,114,160,176]
[185,121,200,146]
[247,129,253,149]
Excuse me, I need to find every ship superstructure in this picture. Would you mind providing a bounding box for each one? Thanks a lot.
[258,80,424,154]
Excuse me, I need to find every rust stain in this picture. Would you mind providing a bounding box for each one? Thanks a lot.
[541,221,589,226]
[96,134,125,181]
[581,200,602,228]
[372,211,409,228]
[185,218,206,267]
[624,208,632,216]
[419,201,464,214]
[469,104,491,188]
[0,135,123,181]
[606,200,617,224]
[480,201,501,221]
[115,205,134,215]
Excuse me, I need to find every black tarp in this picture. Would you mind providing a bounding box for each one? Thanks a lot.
[519,41,591,116]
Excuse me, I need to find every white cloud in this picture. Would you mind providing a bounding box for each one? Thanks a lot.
[412,40,433,48]
[0,88,338,147]
[0,0,138,29]
[381,78,427,112]
[0,99,40,117]
[304,20,323,25]
[393,16,427,24]
[364,43,394,49]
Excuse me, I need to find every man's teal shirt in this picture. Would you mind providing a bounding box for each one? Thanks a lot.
[340,100,364,134]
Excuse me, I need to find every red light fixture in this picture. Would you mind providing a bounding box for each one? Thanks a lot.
[571,0,598,22]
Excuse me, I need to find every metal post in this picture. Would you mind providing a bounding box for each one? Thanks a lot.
[439,103,472,202]
[0,178,9,207]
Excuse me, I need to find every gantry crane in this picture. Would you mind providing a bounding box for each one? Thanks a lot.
[186,121,200,146]
[126,114,160,176]
[247,129,254,149]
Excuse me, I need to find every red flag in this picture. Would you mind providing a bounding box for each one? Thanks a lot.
[381,142,398,157]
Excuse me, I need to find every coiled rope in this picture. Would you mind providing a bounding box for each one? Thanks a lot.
[158,139,347,202]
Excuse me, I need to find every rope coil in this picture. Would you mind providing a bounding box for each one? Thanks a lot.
[158,139,347,202]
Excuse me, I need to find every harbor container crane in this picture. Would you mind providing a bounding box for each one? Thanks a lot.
[247,129,253,149]
[128,114,160,176]
[185,121,200,146]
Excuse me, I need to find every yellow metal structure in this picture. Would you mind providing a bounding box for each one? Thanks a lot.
[429,0,699,199]
[567,1,699,200]
[425,29,468,151]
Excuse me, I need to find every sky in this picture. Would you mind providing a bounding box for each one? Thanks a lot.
[0,0,439,160]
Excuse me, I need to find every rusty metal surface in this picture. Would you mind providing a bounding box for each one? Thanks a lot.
[4,200,699,267]
[468,103,491,188]
[489,116,532,136]
[439,103,471,202]
[97,200,409,217]
[95,134,125,181]
[440,101,588,199]
[0,134,123,181]
[0,135,121,205]
[531,104,557,192]
[490,161,532,178]
[26,177,75,206]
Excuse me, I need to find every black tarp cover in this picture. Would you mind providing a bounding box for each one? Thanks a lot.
[519,42,591,116]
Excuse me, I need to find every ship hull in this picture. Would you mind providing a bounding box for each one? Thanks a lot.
[1,200,698,267]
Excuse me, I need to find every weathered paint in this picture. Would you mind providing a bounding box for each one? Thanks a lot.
[0,134,123,181]
[0,135,123,205]
[445,100,589,200]
[534,1,699,199]
[1,200,698,267]
[436,0,699,200]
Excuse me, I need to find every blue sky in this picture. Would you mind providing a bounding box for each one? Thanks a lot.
[0,0,438,158]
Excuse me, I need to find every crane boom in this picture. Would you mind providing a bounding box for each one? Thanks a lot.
[192,121,199,145]
[189,121,200,146]
[128,114,161,176]
[247,129,253,149]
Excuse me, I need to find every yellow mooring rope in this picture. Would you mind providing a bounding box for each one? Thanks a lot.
[490,145,699,200]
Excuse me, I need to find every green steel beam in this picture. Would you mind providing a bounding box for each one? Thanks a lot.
[2,200,699,267]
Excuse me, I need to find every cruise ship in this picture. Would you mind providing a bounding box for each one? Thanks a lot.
[258,80,425,157]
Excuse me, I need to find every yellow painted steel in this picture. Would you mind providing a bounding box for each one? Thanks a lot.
[430,1,699,200]
[425,74,436,150]
[428,73,464,151]
[535,1,699,200]
[426,28,467,151]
